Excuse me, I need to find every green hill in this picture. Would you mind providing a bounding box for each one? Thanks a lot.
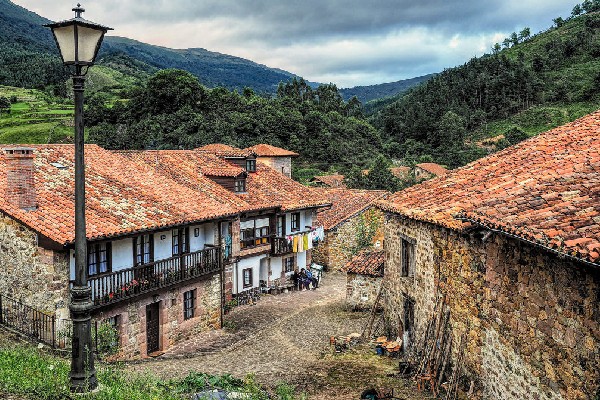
[339,74,435,103]
[371,8,600,168]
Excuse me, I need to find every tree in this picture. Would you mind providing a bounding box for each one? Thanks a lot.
[492,43,502,54]
[363,155,401,192]
[519,27,531,42]
[572,3,583,16]
[0,96,10,115]
[553,17,565,27]
[145,69,205,115]
[510,32,519,46]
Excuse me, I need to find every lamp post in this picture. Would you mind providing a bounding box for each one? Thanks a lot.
[44,4,112,393]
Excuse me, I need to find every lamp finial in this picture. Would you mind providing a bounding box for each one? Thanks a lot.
[73,3,84,18]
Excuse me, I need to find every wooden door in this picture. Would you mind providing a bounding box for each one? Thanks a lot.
[146,302,160,354]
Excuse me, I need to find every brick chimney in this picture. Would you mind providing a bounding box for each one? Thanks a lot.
[4,147,37,211]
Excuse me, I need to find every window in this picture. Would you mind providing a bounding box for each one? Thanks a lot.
[183,289,195,320]
[240,228,255,249]
[88,242,111,276]
[172,228,190,256]
[246,159,256,172]
[256,226,270,245]
[240,219,270,248]
[242,268,253,288]
[283,256,295,273]
[277,215,286,237]
[133,234,153,266]
[400,238,415,277]
[291,212,300,232]
[234,178,246,193]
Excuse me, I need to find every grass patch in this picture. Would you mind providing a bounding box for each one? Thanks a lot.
[0,121,72,144]
[0,344,305,400]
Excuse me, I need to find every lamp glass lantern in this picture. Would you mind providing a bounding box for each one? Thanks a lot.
[44,4,112,73]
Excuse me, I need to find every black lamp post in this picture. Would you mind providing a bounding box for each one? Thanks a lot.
[44,4,112,393]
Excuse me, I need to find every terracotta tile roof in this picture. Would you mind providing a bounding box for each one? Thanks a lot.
[246,144,299,157]
[0,145,240,246]
[121,149,329,213]
[311,174,346,188]
[196,143,254,158]
[415,162,448,176]
[378,110,600,266]
[240,163,331,212]
[315,188,389,230]
[342,250,385,276]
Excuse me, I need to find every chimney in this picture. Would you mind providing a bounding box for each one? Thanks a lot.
[4,147,37,211]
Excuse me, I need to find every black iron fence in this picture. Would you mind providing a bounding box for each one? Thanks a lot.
[87,246,221,308]
[0,294,71,349]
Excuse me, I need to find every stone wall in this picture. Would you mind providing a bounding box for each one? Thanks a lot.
[258,156,292,177]
[96,273,221,359]
[313,208,384,271]
[382,213,600,400]
[0,214,70,320]
[346,272,382,310]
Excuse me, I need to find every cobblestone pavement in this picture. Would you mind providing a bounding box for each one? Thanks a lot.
[125,272,430,399]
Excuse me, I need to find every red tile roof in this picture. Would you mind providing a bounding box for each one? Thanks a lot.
[415,163,448,176]
[342,251,385,276]
[311,174,346,188]
[378,111,600,265]
[240,163,330,212]
[0,145,240,246]
[315,188,389,230]
[246,144,299,157]
[121,149,330,213]
[196,144,254,158]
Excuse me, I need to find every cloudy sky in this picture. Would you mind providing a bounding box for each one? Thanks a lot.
[13,0,573,88]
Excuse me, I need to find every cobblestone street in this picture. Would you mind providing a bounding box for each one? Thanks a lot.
[124,271,430,399]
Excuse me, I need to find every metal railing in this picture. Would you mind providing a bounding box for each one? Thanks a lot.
[0,294,71,348]
[271,236,293,255]
[87,246,221,308]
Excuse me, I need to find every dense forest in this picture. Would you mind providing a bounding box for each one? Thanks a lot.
[86,72,382,176]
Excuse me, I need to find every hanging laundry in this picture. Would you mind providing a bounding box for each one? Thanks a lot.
[293,235,299,252]
[303,233,309,250]
[298,234,304,252]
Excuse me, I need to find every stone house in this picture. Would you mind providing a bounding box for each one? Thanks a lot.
[310,174,346,188]
[377,112,600,399]
[413,162,447,180]
[312,188,388,270]
[245,143,299,178]
[0,143,328,359]
[342,250,384,310]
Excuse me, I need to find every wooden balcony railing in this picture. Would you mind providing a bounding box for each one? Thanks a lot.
[271,236,293,256]
[86,246,221,308]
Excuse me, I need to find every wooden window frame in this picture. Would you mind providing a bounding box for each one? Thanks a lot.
[246,159,256,172]
[277,215,286,237]
[172,227,190,257]
[242,268,253,288]
[234,178,246,193]
[283,256,295,273]
[88,241,111,277]
[133,233,154,266]
[183,289,195,320]
[291,212,300,232]
[400,238,415,277]
[240,219,270,249]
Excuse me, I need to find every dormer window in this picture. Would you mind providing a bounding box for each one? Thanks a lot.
[235,178,246,193]
[246,159,256,172]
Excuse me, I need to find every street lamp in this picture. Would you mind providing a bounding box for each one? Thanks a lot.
[44,4,112,393]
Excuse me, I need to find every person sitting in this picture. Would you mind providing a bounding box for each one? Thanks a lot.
[304,268,313,290]
[307,266,318,289]
[299,268,308,291]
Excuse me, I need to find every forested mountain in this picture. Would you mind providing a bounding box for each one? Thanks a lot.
[0,0,303,94]
[339,74,435,103]
[370,6,600,169]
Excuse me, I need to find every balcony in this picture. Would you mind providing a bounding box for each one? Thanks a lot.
[271,236,293,256]
[87,246,221,309]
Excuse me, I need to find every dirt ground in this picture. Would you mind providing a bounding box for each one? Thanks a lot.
[124,271,433,399]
